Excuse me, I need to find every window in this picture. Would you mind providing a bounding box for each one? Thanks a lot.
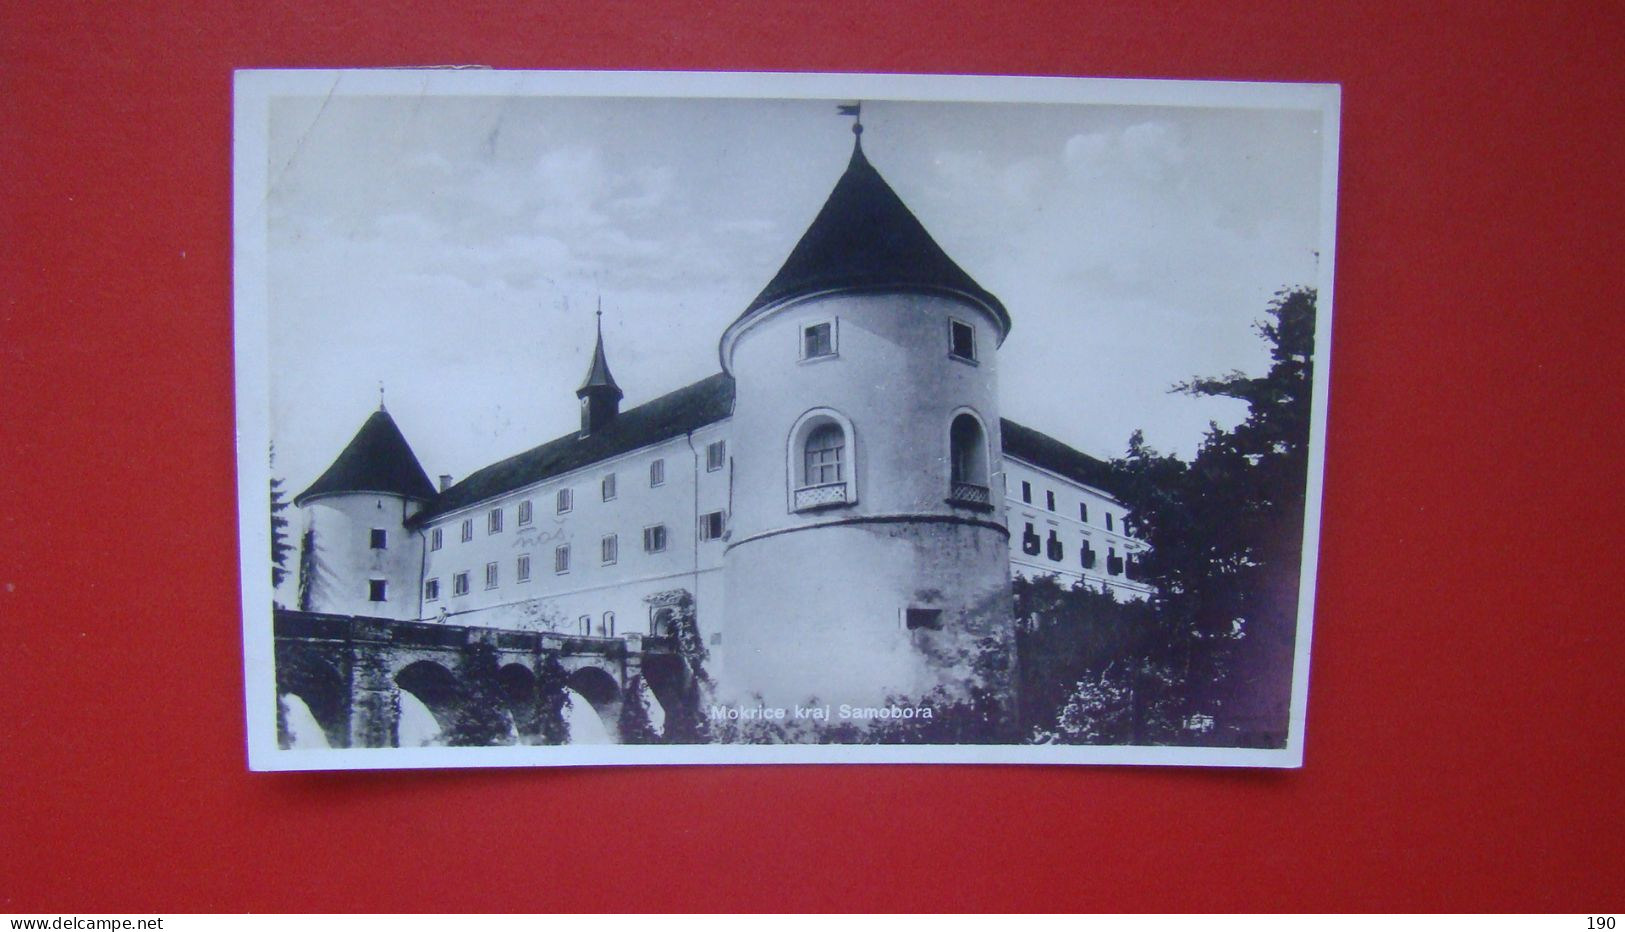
[649,458,665,487]
[1079,502,1089,523]
[488,508,503,534]
[517,500,533,526]
[948,413,990,498]
[1082,544,1097,570]
[601,534,618,565]
[949,319,976,361]
[1107,547,1122,576]
[1106,512,1114,532]
[554,545,570,574]
[643,525,667,553]
[1021,481,1032,504]
[700,510,725,541]
[905,608,943,631]
[602,612,616,637]
[368,579,387,602]
[556,488,573,514]
[1021,522,1041,557]
[516,554,531,583]
[460,518,473,543]
[1046,529,1064,562]
[424,578,440,601]
[803,424,844,486]
[602,473,617,501]
[802,321,834,359]
[453,572,470,596]
[430,527,443,551]
[369,528,387,550]
[706,440,726,472]
[579,615,592,636]
[1045,490,1056,512]
[484,562,499,589]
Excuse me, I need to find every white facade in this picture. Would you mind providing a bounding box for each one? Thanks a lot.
[1003,457,1151,600]
[297,493,425,621]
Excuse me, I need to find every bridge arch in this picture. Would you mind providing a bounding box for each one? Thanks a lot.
[276,653,348,749]
[394,660,462,747]
[497,662,544,742]
[563,665,621,743]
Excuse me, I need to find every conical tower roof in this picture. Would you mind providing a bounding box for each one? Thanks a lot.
[294,407,437,505]
[735,138,1010,332]
[576,312,622,401]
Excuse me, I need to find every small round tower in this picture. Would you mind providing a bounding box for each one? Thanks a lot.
[292,403,437,621]
[718,123,1016,731]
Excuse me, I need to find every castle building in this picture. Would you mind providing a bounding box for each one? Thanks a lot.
[289,123,1148,720]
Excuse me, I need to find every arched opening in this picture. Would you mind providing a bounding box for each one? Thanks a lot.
[563,666,621,744]
[274,651,348,749]
[497,663,542,742]
[602,611,616,637]
[393,660,462,748]
[786,409,857,512]
[948,412,992,507]
[650,606,675,637]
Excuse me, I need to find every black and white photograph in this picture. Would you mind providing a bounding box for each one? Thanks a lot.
[234,69,1339,769]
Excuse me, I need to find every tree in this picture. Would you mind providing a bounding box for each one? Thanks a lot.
[269,444,293,591]
[1107,286,1318,747]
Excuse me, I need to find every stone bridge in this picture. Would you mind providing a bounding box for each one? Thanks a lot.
[273,609,703,748]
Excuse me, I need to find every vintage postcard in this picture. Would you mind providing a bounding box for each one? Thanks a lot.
[234,69,1339,770]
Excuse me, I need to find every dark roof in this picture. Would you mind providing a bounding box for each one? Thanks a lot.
[1000,419,1123,499]
[734,139,1010,332]
[410,373,736,526]
[295,408,438,505]
[576,316,622,399]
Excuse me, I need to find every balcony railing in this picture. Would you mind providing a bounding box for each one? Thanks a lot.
[794,481,849,511]
[948,481,992,507]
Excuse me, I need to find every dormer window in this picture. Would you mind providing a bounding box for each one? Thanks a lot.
[801,320,836,360]
[949,319,977,362]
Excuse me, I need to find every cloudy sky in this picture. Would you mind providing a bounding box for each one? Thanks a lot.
[264,90,1325,494]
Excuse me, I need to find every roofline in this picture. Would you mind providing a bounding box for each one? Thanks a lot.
[719,283,1012,375]
[1001,453,1128,508]
[406,413,734,528]
[293,488,434,508]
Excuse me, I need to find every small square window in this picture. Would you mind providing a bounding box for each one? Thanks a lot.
[488,508,503,534]
[905,608,943,631]
[424,578,440,601]
[460,519,473,542]
[949,320,976,361]
[601,534,618,564]
[453,572,470,596]
[556,488,573,514]
[802,321,834,359]
[370,528,387,550]
[484,562,499,589]
[516,554,531,583]
[706,441,726,472]
[430,527,443,551]
[700,510,725,541]
[368,579,387,602]
[650,458,666,487]
[602,473,617,501]
[554,544,570,574]
[517,500,533,526]
[644,525,668,553]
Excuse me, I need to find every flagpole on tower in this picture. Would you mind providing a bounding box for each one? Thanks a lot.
[838,101,863,144]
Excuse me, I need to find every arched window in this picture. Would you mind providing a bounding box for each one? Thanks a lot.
[602,611,616,637]
[578,614,592,636]
[786,409,857,512]
[804,423,845,486]
[948,412,991,507]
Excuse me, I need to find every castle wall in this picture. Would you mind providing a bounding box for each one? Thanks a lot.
[1003,457,1151,599]
[299,494,424,620]
[416,421,731,673]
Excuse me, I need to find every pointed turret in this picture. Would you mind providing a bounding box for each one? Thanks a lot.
[294,406,437,506]
[732,130,1010,336]
[576,305,623,437]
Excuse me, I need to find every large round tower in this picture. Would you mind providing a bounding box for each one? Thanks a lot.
[718,126,1016,733]
[292,404,437,621]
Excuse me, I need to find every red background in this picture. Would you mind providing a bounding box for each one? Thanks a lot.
[3,1,1621,912]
